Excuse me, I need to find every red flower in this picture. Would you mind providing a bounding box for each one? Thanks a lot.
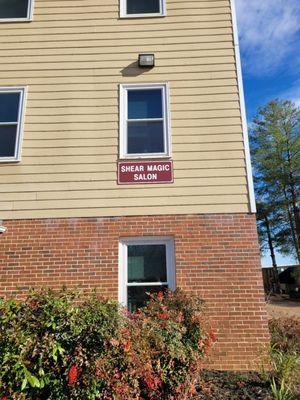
[157,291,164,301]
[157,312,169,319]
[144,374,162,390]
[1,396,8,400]
[123,340,131,352]
[209,331,217,342]
[68,364,79,386]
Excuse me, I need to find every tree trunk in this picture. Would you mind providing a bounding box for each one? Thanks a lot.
[283,186,300,262]
[264,214,280,293]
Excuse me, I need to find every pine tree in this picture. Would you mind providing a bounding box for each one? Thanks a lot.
[251,100,300,264]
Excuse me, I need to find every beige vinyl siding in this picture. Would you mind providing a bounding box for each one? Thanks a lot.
[0,0,250,219]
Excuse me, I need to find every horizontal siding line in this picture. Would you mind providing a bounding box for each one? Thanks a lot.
[0,31,233,42]
[33,13,231,20]
[31,10,232,18]
[25,117,241,123]
[0,15,230,27]
[25,93,239,99]
[0,178,245,186]
[21,147,243,153]
[22,130,242,137]
[2,185,246,195]
[18,155,245,161]
[0,41,233,51]
[34,0,229,4]
[34,4,229,11]
[0,24,232,36]
[1,186,247,195]
[21,146,244,153]
[0,53,234,62]
[23,138,243,144]
[8,79,237,86]
[0,59,235,67]
[34,4,230,11]
[9,161,245,168]
[0,48,234,58]
[26,102,239,109]
[0,163,245,172]
[1,206,250,219]
[0,176,247,187]
[22,123,242,130]
[27,107,240,116]
[9,202,248,213]
[0,76,236,83]
[0,44,235,55]
[0,18,233,31]
[0,25,233,37]
[0,188,247,200]
[11,192,247,203]
[0,65,235,73]
[0,33,233,44]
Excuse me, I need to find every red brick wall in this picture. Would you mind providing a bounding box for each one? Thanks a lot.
[0,214,269,370]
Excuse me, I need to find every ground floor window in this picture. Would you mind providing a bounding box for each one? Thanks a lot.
[119,237,175,312]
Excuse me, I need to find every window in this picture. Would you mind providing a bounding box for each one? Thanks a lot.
[0,0,34,21]
[0,87,26,162]
[120,83,171,158]
[119,237,175,312]
[120,0,166,18]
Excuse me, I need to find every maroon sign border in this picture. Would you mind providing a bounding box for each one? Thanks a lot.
[117,160,174,185]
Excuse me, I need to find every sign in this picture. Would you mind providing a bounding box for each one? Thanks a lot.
[118,161,174,185]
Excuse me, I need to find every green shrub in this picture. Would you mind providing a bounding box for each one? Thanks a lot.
[267,318,300,400]
[0,289,214,399]
[269,317,300,354]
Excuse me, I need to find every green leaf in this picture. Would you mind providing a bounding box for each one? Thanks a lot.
[21,377,28,391]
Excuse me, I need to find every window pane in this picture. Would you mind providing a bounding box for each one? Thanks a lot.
[0,0,29,19]
[0,92,20,123]
[0,125,17,157]
[128,244,167,283]
[128,89,162,120]
[127,285,168,312]
[127,0,160,15]
[127,121,164,154]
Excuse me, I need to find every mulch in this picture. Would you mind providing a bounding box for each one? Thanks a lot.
[194,371,273,400]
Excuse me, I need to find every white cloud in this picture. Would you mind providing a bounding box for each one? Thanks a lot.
[235,0,300,75]
[280,79,300,105]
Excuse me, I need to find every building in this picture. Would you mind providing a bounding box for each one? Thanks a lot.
[0,0,269,370]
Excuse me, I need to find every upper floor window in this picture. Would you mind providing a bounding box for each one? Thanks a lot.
[119,83,171,158]
[0,88,26,162]
[0,0,34,22]
[120,0,166,18]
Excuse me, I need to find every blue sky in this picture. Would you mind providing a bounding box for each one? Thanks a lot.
[235,0,300,266]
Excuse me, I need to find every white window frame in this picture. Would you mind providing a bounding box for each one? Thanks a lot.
[120,0,166,18]
[0,87,27,163]
[118,236,176,307]
[119,83,171,159]
[0,0,34,22]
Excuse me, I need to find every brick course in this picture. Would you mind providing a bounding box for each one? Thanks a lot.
[0,214,269,370]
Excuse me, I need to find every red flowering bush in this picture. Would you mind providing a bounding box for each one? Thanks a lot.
[0,289,214,399]
[269,317,300,354]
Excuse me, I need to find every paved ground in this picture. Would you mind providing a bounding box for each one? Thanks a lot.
[266,295,300,318]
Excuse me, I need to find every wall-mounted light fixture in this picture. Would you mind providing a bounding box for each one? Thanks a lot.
[138,54,155,68]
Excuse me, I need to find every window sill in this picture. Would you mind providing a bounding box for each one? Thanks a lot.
[119,13,166,19]
[0,18,33,23]
[119,155,171,161]
[0,158,21,163]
